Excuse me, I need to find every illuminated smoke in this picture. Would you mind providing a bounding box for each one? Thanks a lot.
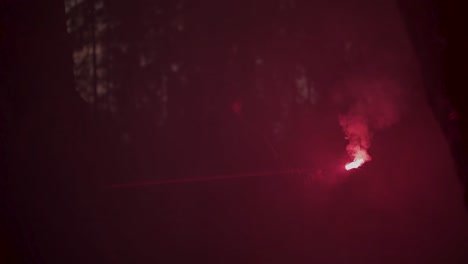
[340,114,372,170]
[339,78,402,170]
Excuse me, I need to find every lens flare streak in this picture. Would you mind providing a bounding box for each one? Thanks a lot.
[105,168,316,189]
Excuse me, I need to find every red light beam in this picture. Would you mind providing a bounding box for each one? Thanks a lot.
[105,168,314,189]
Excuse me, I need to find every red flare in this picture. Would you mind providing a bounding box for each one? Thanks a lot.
[345,157,365,170]
[345,147,370,170]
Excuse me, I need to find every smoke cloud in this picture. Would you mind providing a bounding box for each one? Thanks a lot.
[338,77,403,166]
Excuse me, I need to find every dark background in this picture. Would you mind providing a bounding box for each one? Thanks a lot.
[1,0,468,263]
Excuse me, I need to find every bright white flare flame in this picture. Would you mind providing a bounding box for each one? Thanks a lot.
[344,148,370,170]
[345,158,365,170]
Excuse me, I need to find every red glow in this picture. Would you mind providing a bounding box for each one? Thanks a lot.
[231,101,242,114]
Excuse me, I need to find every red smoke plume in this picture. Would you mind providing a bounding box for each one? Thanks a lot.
[338,78,402,170]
